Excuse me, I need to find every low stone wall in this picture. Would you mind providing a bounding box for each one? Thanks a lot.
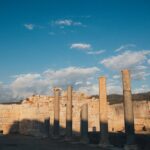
[0,93,150,136]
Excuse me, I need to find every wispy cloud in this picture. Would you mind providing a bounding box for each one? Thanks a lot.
[24,24,44,30]
[115,44,136,52]
[55,19,72,26]
[131,65,150,80]
[107,80,122,94]
[112,65,149,81]
[70,43,106,55]
[133,84,150,93]
[113,75,120,79]
[24,24,35,30]
[132,70,150,80]
[53,19,85,27]
[101,50,150,70]
[70,43,91,50]
[86,50,105,55]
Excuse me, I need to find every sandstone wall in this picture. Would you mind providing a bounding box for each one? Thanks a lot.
[0,104,20,134]
[108,101,150,132]
[0,93,150,136]
[19,96,52,137]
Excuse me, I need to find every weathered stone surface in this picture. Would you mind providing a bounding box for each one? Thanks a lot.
[122,69,135,145]
[81,103,88,142]
[99,77,109,144]
[0,104,20,134]
[0,93,150,137]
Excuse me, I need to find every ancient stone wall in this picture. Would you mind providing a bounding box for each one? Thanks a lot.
[0,104,20,134]
[0,93,150,137]
[108,101,150,132]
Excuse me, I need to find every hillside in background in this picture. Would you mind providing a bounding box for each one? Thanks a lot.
[92,92,150,105]
[1,92,150,105]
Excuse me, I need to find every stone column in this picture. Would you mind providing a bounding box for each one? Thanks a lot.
[122,70,136,146]
[99,77,109,145]
[81,103,88,143]
[66,85,72,138]
[53,88,60,137]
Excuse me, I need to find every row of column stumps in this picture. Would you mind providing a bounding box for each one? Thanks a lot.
[52,69,137,149]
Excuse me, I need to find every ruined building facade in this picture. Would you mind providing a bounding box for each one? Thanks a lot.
[0,92,149,137]
[0,70,150,139]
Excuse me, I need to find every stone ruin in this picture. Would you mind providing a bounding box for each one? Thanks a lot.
[0,69,150,148]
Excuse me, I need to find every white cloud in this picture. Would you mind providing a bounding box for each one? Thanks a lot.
[24,24,44,30]
[0,82,14,102]
[70,43,106,55]
[43,66,99,80]
[78,84,98,95]
[133,85,150,93]
[134,65,147,70]
[55,19,72,26]
[24,24,34,30]
[9,73,50,100]
[70,43,91,50]
[107,84,122,94]
[101,50,150,70]
[54,19,84,27]
[86,50,105,55]
[115,44,136,52]
[131,70,150,80]
[124,65,149,80]
[75,81,83,85]
[107,78,122,94]
[112,65,149,81]
[147,59,150,64]
[113,75,120,79]
[78,78,123,95]
[0,67,100,102]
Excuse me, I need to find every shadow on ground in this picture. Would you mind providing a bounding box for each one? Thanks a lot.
[89,131,150,149]
[0,119,149,150]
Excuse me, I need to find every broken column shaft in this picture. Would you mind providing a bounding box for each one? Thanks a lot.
[122,69,135,145]
[99,77,109,144]
[66,85,73,137]
[53,88,60,136]
[81,103,88,142]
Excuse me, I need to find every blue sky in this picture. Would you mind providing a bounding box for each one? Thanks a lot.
[0,0,150,101]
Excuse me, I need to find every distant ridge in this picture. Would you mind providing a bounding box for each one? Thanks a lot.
[1,92,150,105]
[92,91,150,104]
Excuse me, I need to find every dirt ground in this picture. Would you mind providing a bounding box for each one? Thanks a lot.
[0,133,150,150]
[0,135,104,150]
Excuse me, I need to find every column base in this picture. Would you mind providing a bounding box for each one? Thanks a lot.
[124,145,139,150]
